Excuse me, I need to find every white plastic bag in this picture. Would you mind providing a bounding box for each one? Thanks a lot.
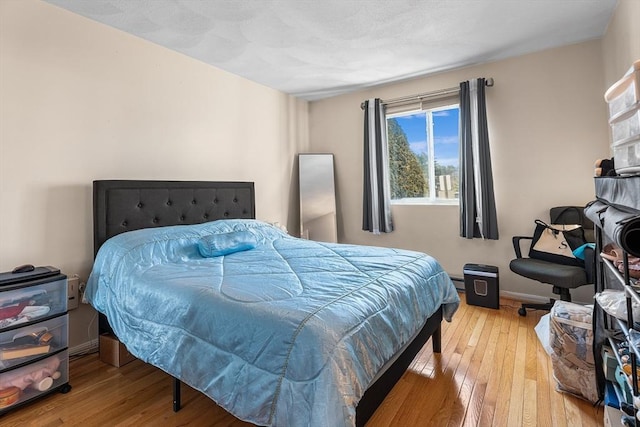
[535,313,553,355]
[595,289,640,323]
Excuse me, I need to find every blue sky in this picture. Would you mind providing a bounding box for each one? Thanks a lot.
[393,108,459,167]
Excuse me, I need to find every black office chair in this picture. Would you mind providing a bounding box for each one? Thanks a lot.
[510,206,595,316]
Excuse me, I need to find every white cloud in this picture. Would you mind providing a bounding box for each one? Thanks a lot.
[436,157,459,167]
[434,136,458,145]
[409,140,427,153]
[405,113,424,120]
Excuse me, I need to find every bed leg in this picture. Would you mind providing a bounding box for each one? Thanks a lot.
[173,378,181,412]
[432,324,442,353]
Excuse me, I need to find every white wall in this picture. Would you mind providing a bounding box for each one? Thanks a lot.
[308,40,609,304]
[601,0,640,90]
[0,0,308,349]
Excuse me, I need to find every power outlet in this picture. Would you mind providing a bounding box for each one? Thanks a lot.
[79,281,87,303]
[67,275,80,310]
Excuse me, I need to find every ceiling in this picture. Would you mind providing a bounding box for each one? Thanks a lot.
[45,0,618,100]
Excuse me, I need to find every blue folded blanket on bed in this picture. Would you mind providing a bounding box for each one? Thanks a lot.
[86,219,459,427]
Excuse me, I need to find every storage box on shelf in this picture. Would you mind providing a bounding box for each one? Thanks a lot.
[606,60,640,119]
[611,109,640,144]
[613,137,640,175]
[0,267,71,413]
[605,60,640,175]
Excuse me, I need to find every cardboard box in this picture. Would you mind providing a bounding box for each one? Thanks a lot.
[99,333,136,367]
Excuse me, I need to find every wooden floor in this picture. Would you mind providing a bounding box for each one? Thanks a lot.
[1,294,603,426]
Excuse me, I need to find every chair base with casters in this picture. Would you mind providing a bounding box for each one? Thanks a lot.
[509,206,595,317]
[517,286,571,317]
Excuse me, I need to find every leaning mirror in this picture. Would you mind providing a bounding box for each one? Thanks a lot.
[298,153,338,243]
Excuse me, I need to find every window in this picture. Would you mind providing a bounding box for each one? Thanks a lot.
[387,104,459,204]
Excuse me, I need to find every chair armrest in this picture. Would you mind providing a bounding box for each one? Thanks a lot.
[512,236,533,259]
[583,245,596,284]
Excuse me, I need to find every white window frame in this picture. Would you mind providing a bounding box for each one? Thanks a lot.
[387,103,460,206]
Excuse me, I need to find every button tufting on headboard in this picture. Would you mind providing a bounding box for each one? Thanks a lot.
[94,180,255,257]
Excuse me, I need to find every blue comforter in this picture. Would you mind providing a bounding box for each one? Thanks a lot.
[86,220,459,426]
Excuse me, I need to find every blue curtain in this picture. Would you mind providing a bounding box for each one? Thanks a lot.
[459,79,499,240]
[362,98,393,234]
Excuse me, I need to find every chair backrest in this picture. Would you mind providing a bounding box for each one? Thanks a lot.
[549,206,595,243]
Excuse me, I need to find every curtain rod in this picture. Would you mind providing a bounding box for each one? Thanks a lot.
[360,77,494,110]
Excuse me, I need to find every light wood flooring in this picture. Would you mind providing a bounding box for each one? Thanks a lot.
[0,294,603,426]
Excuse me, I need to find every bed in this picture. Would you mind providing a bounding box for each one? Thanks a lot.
[87,180,460,427]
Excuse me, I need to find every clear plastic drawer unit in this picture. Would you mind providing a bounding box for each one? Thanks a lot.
[605,60,640,175]
[0,350,69,412]
[0,277,67,330]
[0,314,68,370]
[605,60,640,118]
[611,109,640,144]
[0,266,71,413]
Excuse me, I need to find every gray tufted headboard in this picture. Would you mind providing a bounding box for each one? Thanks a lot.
[93,180,255,335]
[93,180,256,256]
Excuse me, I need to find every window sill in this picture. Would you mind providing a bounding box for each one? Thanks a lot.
[391,199,459,206]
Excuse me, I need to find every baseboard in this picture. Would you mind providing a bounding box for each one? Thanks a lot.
[449,275,465,292]
[498,290,591,306]
[499,290,550,304]
[451,276,593,309]
[450,274,549,303]
[69,338,99,356]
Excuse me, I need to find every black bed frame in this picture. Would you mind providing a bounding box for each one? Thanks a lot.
[92,180,442,427]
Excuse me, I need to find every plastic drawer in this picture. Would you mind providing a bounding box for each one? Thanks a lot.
[0,350,69,412]
[0,278,67,331]
[612,136,640,175]
[0,314,68,371]
[610,107,640,144]
[605,60,640,118]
